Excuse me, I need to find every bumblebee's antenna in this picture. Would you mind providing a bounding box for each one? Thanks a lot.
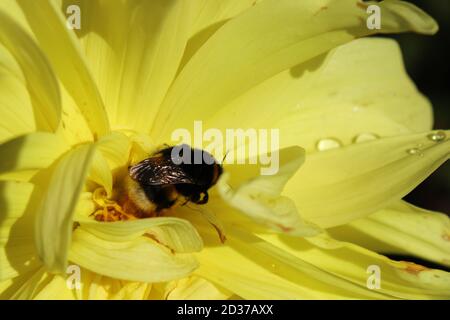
[221,149,230,165]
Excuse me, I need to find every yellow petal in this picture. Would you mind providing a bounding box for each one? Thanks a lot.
[34,143,96,273]
[57,85,95,146]
[259,232,450,299]
[153,0,437,141]
[194,222,386,299]
[166,276,232,300]
[378,0,438,34]
[218,146,320,236]
[4,267,49,299]
[32,274,77,300]
[69,228,198,283]
[179,0,258,70]
[0,43,36,143]
[189,0,258,37]
[329,201,450,267]
[64,1,193,133]
[88,149,112,197]
[0,10,60,133]
[107,281,152,300]
[0,181,39,281]
[79,217,203,253]
[6,267,80,300]
[75,269,153,300]
[0,0,31,34]
[205,38,433,153]
[285,131,450,228]
[86,131,132,196]
[73,192,95,220]
[96,131,131,172]
[18,0,110,137]
[0,133,67,180]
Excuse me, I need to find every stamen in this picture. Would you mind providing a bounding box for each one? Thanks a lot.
[91,187,137,222]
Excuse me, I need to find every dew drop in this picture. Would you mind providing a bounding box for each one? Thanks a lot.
[427,131,446,142]
[353,132,379,143]
[270,263,279,274]
[407,148,423,157]
[316,138,342,151]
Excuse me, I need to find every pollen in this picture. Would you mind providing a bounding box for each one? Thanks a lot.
[91,188,137,222]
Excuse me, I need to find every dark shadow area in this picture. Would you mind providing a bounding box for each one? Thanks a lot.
[0,136,68,297]
[386,0,450,214]
[384,254,450,273]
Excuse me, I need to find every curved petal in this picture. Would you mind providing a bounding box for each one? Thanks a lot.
[153,0,437,141]
[86,131,132,196]
[78,217,203,253]
[34,143,96,273]
[258,232,450,299]
[205,38,433,153]
[329,201,450,267]
[284,131,450,228]
[194,222,388,299]
[0,10,60,133]
[69,228,198,283]
[18,0,110,137]
[96,131,131,172]
[218,146,320,236]
[88,149,113,196]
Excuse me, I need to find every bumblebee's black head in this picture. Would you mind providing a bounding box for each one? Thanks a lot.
[176,146,223,187]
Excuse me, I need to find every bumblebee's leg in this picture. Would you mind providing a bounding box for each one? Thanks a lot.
[94,202,137,221]
[92,187,138,221]
[180,198,190,206]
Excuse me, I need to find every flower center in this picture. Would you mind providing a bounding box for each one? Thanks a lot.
[91,187,138,222]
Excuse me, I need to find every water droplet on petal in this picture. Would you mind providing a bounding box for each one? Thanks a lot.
[353,133,379,143]
[427,131,446,142]
[316,138,342,151]
[407,148,423,157]
[352,106,360,113]
[270,263,279,274]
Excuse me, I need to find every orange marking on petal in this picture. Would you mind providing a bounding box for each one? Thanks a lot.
[356,1,368,10]
[402,262,429,275]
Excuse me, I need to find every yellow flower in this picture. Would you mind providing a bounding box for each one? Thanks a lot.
[0,0,449,300]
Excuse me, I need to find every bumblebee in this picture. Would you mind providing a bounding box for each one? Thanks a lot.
[122,144,223,217]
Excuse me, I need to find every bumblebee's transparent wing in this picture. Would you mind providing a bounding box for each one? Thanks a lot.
[129,156,195,185]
